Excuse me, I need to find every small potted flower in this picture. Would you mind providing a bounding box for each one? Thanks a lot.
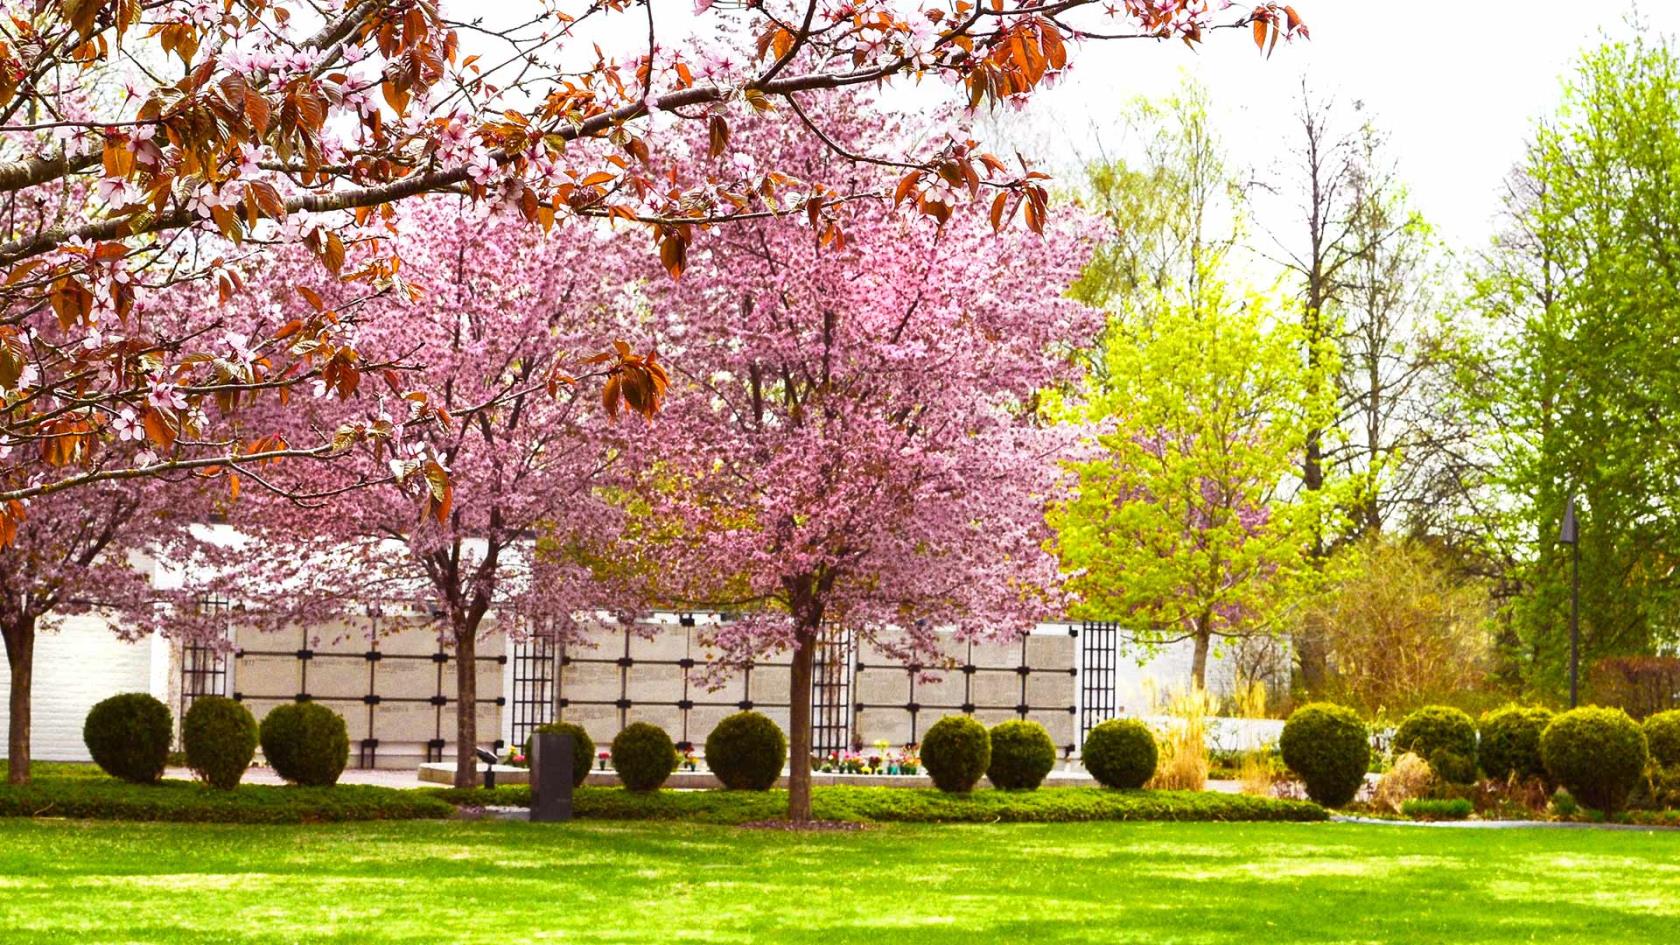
[597,750,611,771]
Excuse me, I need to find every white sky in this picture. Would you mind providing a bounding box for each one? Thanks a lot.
[1011,0,1678,252]
[483,1,1676,253]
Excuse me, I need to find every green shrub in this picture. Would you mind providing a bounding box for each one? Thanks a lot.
[82,693,172,784]
[704,711,786,791]
[426,784,1328,824]
[611,722,677,792]
[523,721,594,788]
[1479,704,1553,781]
[1280,702,1370,808]
[0,772,450,823]
[986,720,1056,791]
[920,716,991,793]
[1082,718,1158,789]
[181,696,257,791]
[1401,797,1473,821]
[259,703,349,787]
[1643,709,1680,769]
[1541,706,1648,812]
[1393,706,1478,782]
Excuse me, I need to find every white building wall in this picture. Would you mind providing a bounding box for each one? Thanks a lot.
[0,615,161,762]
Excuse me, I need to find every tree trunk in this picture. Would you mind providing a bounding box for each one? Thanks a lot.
[1190,627,1211,692]
[1294,611,1331,696]
[3,617,35,786]
[786,632,816,823]
[453,627,479,789]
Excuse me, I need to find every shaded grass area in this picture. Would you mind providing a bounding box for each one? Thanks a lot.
[0,762,452,824]
[434,783,1326,823]
[1,818,1677,944]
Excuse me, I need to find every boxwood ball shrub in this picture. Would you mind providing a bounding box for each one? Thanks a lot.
[1081,718,1158,789]
[1541,706,1648,812]
[921,715,991,793]
[523,721,594,788]
[612,722,678,792]
[182,696,258,791]
[83,692,172,784]
[986,720,1057,790]
[1479,704,1554,781]
[704,711,787,791]
[1280,703,1370,808]
[1644,709,1680,769]
[1393,705,1478,782]
[259,703,349,787]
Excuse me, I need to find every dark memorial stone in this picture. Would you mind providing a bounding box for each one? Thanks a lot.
[530,732,574,823]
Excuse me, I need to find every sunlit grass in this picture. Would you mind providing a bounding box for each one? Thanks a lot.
[0,819,1677,944]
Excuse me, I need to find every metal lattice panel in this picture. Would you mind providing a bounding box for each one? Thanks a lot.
[1079,621,1121,744]
[509,636,558,750]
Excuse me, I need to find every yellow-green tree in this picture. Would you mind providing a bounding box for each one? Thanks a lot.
[1051,276,1340,689]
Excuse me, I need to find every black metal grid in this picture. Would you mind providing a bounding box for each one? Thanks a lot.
[180,598,230,713]
[852,630,1080,753]
[509,636,558,750]
[812,627,854,756]
[232,623,506,768]
[1079,621,1120,743]
[554,628,790,753]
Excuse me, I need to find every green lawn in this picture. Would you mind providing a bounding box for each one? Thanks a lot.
[1,819,1676,944]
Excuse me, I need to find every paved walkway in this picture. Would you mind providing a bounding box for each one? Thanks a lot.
[164,766,430,788]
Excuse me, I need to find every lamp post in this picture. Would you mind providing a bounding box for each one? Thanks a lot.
[1560,496,1580,708]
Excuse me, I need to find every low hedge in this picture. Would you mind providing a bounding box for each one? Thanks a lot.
[429,784,1326,824]
[986,720,1057,791]
[1394,705,1478,784]
[83,693,172,784]
[0,774,452,823]
[1082,719,1158,789]
[612,722,677,792]
[1401,797,1474,821]
[704,711,787,791]
[1281,703,1370,808]
[260,703,349,787]
[182,696,258,791]
[1541,706,1648,812]
[1644,710,1680,769]
[921,716,991,793]
[1479,704,1553,782]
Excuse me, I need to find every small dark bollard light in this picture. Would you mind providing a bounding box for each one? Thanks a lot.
[475,747,500,789]
[530,732,575,823]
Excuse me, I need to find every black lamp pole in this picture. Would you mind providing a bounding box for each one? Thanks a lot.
[1560,496,1580,708]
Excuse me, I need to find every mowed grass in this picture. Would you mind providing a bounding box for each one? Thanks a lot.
[1,820,1678,944]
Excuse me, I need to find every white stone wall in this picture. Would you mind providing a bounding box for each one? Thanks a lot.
[0,615,163,762]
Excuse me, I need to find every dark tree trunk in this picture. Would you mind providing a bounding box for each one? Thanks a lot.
[453,626,478,789]
[786,631,816,823]
[4,617,35,786]
[1190,627,1211,692]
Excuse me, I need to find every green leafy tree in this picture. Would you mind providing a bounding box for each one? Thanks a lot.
[1051,274,1340,688]
[1465,36,1680,694]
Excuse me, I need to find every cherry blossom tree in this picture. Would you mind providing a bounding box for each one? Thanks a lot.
[0,1,1307,531]
[173,197,650,787]
[1,478,209,784]
[602,107,1100,822]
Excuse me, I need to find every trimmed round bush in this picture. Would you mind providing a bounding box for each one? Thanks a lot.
[704,711,787,791]
[1644,709,1680,769]
[523,721,594,788]
[182,696,258,790]
[1081,718,1157,789]
[612,722,678,792]
[1280,703,1370,808]
[921,715,991,793]
[986,720,1057,791]
[1542,706,1648,812]
[1393,706,1478,782]
[83,692,172,784]
[1479,704,1554,782]
[259,703,349,787]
